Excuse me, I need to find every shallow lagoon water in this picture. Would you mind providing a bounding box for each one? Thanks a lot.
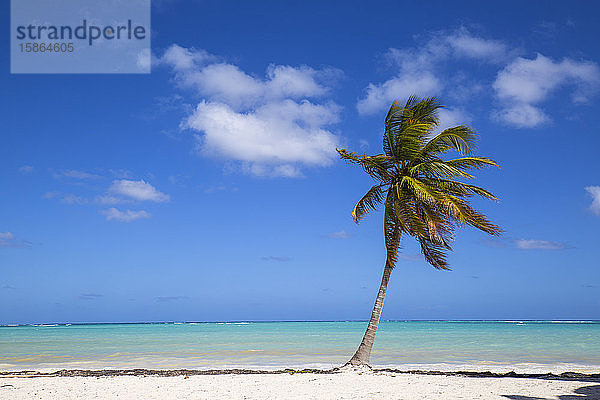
[1,321,599,372]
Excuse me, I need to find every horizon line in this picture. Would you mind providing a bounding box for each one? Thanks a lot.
[2,319,599,327]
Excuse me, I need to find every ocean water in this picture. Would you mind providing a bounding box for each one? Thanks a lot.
[1,321,599,373]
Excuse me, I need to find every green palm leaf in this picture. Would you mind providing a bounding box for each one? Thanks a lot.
[418,125,477,159]
[352,184,386,223]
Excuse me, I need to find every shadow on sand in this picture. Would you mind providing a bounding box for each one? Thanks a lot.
[503,384,600,399]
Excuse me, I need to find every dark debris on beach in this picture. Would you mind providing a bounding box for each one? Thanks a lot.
[1,368,599,382]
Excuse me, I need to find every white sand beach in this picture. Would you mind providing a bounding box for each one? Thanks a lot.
[2,369,599,400]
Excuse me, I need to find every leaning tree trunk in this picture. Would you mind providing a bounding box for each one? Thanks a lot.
[346,263,393,366]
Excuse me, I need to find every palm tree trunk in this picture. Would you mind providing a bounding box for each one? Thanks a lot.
[346,263,393,366]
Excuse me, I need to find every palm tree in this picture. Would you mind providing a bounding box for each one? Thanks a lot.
[338,96,502,366]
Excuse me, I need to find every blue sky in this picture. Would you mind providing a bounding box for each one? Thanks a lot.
[2,0,600,324]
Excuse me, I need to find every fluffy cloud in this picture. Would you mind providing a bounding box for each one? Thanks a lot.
[515,239,566,250]
[491,103,549,128]
[585,186,600,216]
[0,232,15,240]
[160,45,342,177]
[357,73,441,115]
[0,232,31,248]
[357,29,509,115]
[136,48,151,71]
[358,30,598,129]
[433,107,471,134]
[42,169,169,222]
[161,44,216,71]
[185,100,339,177]
[100,208,151,222]
[494,54,600,104]
[446,30,509,62]
[109,179,170,202]
[162,45,332,107]
[493,54,600,127]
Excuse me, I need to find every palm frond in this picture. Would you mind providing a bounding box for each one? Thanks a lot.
[418,125,477,159]
[406,96,441,127]
[383,191,402,269]
[419,236,451,270]
[409,161,474,179]
[383,101,402,157]
[400,176,442,205]
[384,97,442,162]
[445,156,498,171]
[337,149,393,182]
[417,201,456,248]
[352,184,387,224]
[440,195,502,235]
[392,185,427,237]
[423,178,499,201]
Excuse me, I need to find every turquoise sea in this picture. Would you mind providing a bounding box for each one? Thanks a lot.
[1,321,599,373]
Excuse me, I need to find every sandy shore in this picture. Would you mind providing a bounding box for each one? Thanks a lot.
[2,368,600,399]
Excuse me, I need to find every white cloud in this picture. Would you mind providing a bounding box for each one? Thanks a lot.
[493,54,600,127]
[326,230,352,239]
[494,54,600,103]
[100,208,151,222]
[238,163,305,178]
[43,191,88,205]
[180,63,331,109]
[79,293,104,300]
[108,169,133,179]
[43,191,60,200]
[109,179,170,202]
[160,44,216,71]
[136,48,151,71]
[61,194,88,205]
[433,107,471,134]
[260,256,292,262]
[398,253,424,261]
[446,30,509,62]
[55,169,101,179]
[357,30,599,129]
[182,63,265,109]
[96,194,126,205]
[160,45,342,177]
[203,185,227,194]
[585,186,600,216]
[357,73,441,115]
[161,46,333,108]
[515,239,566,250]
[492,104,549,128]
[42,169,169,221]
[185,100,339,176]
[0,232,31,248]
[19,165,33,174]
[266,65,330,99]
[357,28,509,115]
